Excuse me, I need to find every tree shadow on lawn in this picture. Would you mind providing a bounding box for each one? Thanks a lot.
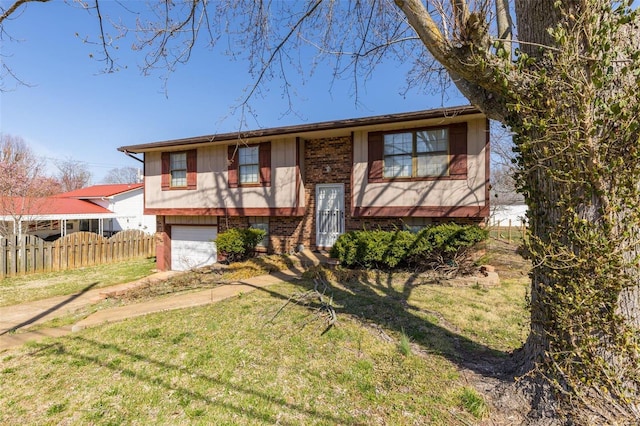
[0,281,101,336]
[27,337,354,425]
[18,266,517,423]
[263,266,520,383]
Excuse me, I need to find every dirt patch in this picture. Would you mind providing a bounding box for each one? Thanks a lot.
[106,269,225,302]
[485,239,531,281]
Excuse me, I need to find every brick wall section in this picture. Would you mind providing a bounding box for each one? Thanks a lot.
[217,216,247,233]
[155,216,171,271]
[269,216,307,253]
[302,136,352,249]
[266,135,417,252]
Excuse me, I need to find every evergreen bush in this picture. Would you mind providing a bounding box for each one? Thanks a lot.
[330,224,488,273]
[215,228,266,262]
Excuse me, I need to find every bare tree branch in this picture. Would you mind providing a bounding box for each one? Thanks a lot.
[495,0,512,57]
[0,0,49,25]
[93,0,115,72]
[240,0,323,107]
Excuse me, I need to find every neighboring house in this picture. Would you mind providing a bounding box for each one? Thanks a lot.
[0,184,155,240]
[0,196,117,239]
[491,204,528,227]
[118,105,490,271]
[56,184,156,235]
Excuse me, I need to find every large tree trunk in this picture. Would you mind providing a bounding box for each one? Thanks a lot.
[507,1,640,422]
[398,0,640,421]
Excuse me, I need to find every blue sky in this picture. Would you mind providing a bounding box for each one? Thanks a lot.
[0,1,468,183]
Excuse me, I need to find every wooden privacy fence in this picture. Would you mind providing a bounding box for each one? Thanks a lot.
[0,230,156,278]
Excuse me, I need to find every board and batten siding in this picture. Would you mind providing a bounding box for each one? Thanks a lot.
[145,139,302,212]
[351,117,488,214]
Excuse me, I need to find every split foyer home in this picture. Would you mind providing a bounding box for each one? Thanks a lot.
[118,105,490,271]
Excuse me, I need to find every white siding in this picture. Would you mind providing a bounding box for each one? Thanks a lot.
[111,190,156,233]
[491,204,527,226]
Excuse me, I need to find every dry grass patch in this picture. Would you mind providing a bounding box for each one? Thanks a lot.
[112,254,301,302]
[0,258,157,307]
[220,254,301,281]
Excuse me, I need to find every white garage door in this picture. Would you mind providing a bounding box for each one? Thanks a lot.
[171,225,218,271]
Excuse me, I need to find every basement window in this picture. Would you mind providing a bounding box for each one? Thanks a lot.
[249,217,269,248]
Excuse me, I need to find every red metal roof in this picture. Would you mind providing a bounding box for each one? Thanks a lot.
[56,183,143,199]
[1,197,113,216]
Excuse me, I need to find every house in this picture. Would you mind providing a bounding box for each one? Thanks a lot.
[491,204,528,227]
[0,196,117,239]
[0,184,155,239]
[118,105,490,271]
[56,184,156,235]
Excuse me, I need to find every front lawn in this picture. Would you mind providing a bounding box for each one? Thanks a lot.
[0,240,530,424]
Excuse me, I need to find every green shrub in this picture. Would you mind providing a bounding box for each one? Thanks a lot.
[331,224,488,273]
[330,229,413,269]
[215,228,266,262]
[329,231,361,267]
[409,223,488,264]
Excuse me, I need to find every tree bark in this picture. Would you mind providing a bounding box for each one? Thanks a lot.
[398,0,640,421]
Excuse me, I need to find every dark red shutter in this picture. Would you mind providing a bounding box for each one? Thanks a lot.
[368,132,384,182]
[259,142,271,187]
[186,149,197,189]
[228,145,238,188]
[161,152,170,190]
[449,123,468,177]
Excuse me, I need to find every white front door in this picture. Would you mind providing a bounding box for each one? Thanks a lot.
[316,184,345,248]
[171,225,218,271]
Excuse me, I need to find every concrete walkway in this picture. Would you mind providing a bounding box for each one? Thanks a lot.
[0,250,329,352]
[71,269,301,332]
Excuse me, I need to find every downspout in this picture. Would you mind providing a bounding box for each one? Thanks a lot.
[122,150,144,185]
[123,150,144,164]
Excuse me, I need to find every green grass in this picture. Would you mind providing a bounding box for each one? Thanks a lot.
[398,328,412,356]
[0,243,530,424]
[456,386,490,419]
[0,283,480,425]
[0,258,157,307]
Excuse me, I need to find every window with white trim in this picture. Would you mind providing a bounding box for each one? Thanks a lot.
[239,146,259,184]
[383,128,449,178]
[170,152,187,187]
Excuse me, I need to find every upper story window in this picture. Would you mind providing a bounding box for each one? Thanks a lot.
[368,122,468,183]
[239,146,259,184]
[228,142,271,188]
[161,150,197,191]
[383,128,449,178]
[170,152,188,187]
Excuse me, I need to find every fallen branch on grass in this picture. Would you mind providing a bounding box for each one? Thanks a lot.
[267,275,337,334]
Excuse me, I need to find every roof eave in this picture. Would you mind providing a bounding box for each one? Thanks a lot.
[0,213,117,221]
[118,105,483,153]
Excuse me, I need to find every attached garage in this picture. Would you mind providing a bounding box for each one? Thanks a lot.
[171,225,218,271]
